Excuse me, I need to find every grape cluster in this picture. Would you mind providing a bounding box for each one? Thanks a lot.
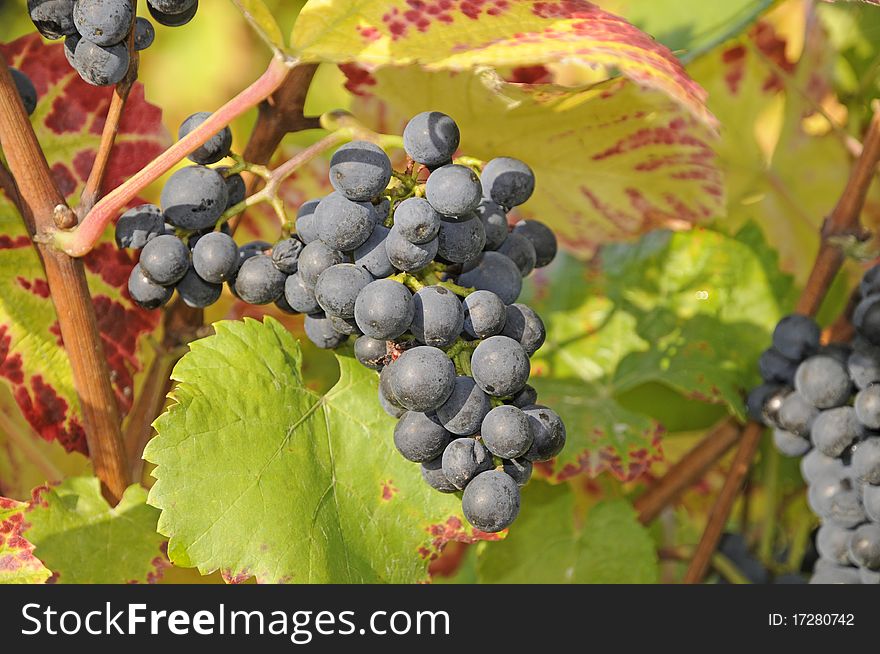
[120,113,245,309]
[120,110,566,533]
[28,0,196,87]
[747,267,880,584]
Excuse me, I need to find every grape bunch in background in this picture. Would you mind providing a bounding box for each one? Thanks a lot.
[747,268,880,584]
[28,0,197,87]
[118,109,566,533]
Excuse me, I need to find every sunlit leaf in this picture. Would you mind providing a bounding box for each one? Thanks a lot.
[232,0,287,55]
[0,497,51,584]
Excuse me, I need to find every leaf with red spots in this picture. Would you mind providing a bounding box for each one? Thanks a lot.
[341,66,722,256]
[290,0,715,126]
[21,477,166,584]
[0,497,51,584]
[0,34,167,452]
[476,483,658,582]
[146,318,496,583]
[522,225,792,481]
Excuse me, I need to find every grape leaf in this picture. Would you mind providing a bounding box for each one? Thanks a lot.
[0,35,167,453]
[231,0,287,55]
[344,67,722,256]
[290,0,715,127]
[476,483,658,583]
[145,317,495,584]
[20,477,166,584]
[690,22,880,283]
[0,497,51,584]
[524,226,790,481]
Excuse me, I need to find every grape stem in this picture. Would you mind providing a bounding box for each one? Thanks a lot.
[52,56,294,257]
[388,272,425,292]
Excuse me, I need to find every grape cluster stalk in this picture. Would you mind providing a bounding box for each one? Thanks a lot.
[117,110,567,532]
[28,0,196,87]
[748,266,880,584]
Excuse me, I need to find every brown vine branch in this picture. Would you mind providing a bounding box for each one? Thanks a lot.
[683,106,880,584]
[0,56,129,502]
[635,418,741,525]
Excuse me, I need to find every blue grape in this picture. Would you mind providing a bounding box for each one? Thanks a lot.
[462,290,507,340]
[497,232,536,277]
[480,157,535,209]
[772,314,820,360]
[776,392,817,437]
[284,273,319,314]
[161,165,228,231]
[73,0,133,47]
[461,470,520,533]
[513,220,556,268]
[501,457,532,487]
[421,456,457,493]
[481,405,534,459]
[759,347,798,384]
[745,383,788,425]
[501,303,545,356]
[773,429,811,458]
[304,313,348,349]
[73,39,129,86]
[425,164,482,217]
[389,346,456,413]
[435,376,491,436]
[297,241,344,287]
[852,437,880,484]
[810,560,861,584]
[148,0,197,26]
[523,405,566,461]
[191,231,237,283]
[394,411,452,463]
[28,0,77,39]
[864,483,880,522]
[800,449,847,485]
[411,285,464,348]
[314,263,373,319]
[128,263,172,309]
[134,17,155,50]
[178,112,233,165]
[403,111,460,168]
[385,226,438,272]
[475,199,508,251]
[436,213,486,263]
[816,523,855,566]
[354,335,387,370]
[216,168,246,209]
[441,437,493,490]
[848,346,880,389]
[457,251,523,305]
[354,279,414,340]
[10,69,37,116]
[794,355,852,409]
[271,238,304,275]
[115,204,164,249]
[329,315,360,336]
[64,34,79,65]
[848,524,880,570]
[511,384,538,409]
[855,294,880,345]
[393,197,441,244]
[176,266,221,308]
[861,265,880,297]
[471,335,530,397]
[295,199,321,244]
[139,234,189,286]
[353,225,395,278]
[812,407,861,458]
[315,191,376,251]
[808,475,866,528]
[856,385,880,429]
[329,140,392,201]
[233,254,286,305]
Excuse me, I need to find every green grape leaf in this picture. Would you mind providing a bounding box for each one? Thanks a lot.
[22,478,166,584]
[477,483,658,583]
[290,0,715,127]
[145,317,494,584]
[525,226,791,481]
[0,35,167,453]
[0,497,51,584]
[231,0,287,55]
[689,21,880,284]
[344,67,722,257]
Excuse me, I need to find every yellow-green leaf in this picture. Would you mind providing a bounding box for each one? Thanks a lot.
[232,0,287,54]
[0,497,51,585]
[291,0,716,127]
